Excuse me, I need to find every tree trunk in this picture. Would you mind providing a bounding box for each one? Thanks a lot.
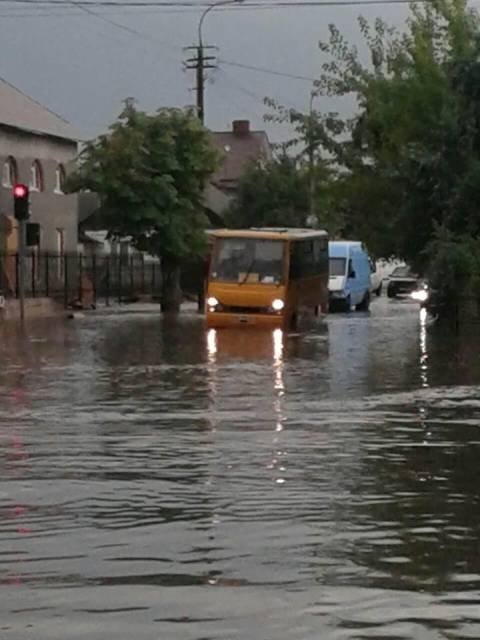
[161,257,182,313]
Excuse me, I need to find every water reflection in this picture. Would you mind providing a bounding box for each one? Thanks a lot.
[419,307,429,388]
[2,302,480,639]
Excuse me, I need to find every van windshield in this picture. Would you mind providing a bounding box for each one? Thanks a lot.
[329,257,346,277]
[211,238,285,284]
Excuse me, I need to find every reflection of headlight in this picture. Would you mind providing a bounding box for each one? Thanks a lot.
[207,296,219,308]
[411,289,428,302]
[271,299,284,311]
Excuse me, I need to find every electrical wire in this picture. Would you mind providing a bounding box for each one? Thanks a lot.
[218,58,316,82]
[0,0,434,7]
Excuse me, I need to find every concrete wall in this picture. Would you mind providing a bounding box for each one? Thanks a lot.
[0,127,78,253]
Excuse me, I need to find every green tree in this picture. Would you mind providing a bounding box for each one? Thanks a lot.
[227,154,340,234]
[264,96,345,235]
[226,155,309,229]
[68,103,218,311]
[312,0,480,271]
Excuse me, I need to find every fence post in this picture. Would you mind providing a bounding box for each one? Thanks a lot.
[92,254,97,307]
[151,262,156,298]
[130,255,134,299]
[31,250,36,298]
[78,253,83,304]
[64,254,68,309]
[141,254,145,295]
[106,256,110,307]
[118,257,122,305]
[45,252,50,297]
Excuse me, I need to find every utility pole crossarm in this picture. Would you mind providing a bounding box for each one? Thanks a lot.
[184,0,244,124]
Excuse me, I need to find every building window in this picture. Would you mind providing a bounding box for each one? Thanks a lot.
[55,164,66,194]
[2,156,17,188]
[30,160,43,192]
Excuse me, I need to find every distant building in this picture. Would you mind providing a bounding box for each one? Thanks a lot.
[0,76,79,260]
[210,120,272,197]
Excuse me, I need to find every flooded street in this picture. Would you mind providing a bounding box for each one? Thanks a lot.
[1,298,480,639]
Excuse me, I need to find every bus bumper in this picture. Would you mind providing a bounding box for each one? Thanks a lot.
[206,311,285,329]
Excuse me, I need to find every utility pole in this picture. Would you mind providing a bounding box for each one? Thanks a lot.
[196,45,204,124]
[184,0,244,124]
[308,90,316,224]
[184,45,217,125]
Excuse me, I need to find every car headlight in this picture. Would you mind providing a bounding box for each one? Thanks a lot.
[271,298,284,311]
[207,296,219,310]
[411,289,428,302]
[330,291,345,299]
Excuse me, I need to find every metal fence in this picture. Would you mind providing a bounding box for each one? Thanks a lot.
[0,252,163,307]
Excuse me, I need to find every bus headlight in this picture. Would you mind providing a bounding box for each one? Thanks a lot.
[207,296,219,310]
[271,299,285,312]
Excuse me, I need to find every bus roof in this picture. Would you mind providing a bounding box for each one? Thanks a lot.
[207,228,328,241]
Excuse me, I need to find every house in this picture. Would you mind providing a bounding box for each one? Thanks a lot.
[210,120,272,198]
[0,76,79,261]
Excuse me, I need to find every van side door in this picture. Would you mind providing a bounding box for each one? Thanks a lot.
[346,253,359,304]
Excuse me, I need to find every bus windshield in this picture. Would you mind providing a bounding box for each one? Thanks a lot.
[210,238,285,284]
[329,257,346,277]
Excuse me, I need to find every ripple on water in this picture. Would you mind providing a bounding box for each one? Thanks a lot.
[1,308,480,638]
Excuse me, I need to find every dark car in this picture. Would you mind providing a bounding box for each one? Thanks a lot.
[387,265,420,298]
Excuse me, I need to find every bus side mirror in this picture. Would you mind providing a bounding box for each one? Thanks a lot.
[349,269,356,279]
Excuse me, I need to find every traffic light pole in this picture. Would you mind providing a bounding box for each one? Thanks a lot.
[18,218,26,323]
[13,183,30,324]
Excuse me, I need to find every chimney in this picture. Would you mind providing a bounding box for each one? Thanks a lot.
[232,120,250,136]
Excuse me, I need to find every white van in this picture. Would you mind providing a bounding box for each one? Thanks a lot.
[329,241,372,311]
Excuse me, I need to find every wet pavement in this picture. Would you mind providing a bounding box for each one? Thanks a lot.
[1,297,480,639]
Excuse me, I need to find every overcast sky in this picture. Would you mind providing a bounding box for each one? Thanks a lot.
[0,0,411,142]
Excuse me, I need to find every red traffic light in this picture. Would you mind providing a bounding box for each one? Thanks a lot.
[13,184,28,199]
[13,184,30,220]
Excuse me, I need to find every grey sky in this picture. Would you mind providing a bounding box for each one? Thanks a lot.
[0,1,410,142]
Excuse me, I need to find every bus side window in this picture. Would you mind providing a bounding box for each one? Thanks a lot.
[291,239,328,278]
[313,239,328,275]
[289,242,301,279]
[290,241,311,278]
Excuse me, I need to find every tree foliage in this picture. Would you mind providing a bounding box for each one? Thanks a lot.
[68,103,218,310]
[69,104,218,260]
[226,154,341,234]
[311,0,480,270]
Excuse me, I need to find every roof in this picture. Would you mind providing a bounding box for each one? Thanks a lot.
[203,182,232,216]
[210,130,271,188]
[0,76,78,142]
[329,240,365,257]
[329,240,362,247]
[208,228,328,241]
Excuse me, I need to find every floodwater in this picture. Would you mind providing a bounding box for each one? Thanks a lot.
[1,299,480,640]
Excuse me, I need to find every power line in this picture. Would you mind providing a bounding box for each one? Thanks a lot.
[217,68,267,105]
[67,0,169,41]
[218,58,316,83]
[0,0,432,6]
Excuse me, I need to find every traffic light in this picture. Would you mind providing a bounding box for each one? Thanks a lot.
[13,184,29,220]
